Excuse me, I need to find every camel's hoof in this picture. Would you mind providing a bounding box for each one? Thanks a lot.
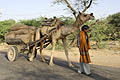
[28,58,33,62]
[49,62,54,66]
[69,63,74,68]
[42,59,46,63]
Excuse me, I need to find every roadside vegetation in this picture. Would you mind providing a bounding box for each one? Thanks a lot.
[0,12,120,50]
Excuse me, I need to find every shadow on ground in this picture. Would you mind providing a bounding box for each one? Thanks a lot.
[0,51,120,80]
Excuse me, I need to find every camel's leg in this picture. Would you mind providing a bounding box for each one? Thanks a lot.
[29,45,37,61]
[39,42,46,62]
[49,39,56,66]
[62,38,74,67]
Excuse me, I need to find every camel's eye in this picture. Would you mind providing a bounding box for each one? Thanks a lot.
[84,14,87,17]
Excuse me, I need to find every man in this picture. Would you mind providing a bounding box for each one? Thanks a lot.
[77,25,91,75]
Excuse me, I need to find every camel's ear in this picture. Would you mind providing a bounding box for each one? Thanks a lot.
[90,13,93,16]
[79,11,81,15]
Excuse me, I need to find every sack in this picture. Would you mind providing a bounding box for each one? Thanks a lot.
[5,24,37,44]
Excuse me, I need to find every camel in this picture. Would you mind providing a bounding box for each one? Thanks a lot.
[29,0,94,67]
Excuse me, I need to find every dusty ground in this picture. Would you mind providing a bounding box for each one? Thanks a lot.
[42,41,120,68]
[0,42,120,80]
[43,47,120,68]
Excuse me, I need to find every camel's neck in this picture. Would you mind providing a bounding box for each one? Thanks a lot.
[61,17,88,37]
[73,17,84,29]
[61,25,78,37]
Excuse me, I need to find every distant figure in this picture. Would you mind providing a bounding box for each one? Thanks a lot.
[77,25,91,75]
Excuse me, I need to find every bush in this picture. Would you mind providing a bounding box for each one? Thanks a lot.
[19,17,46,27]
[82,20,108,48]
[0,19,16,42]
[59,16,75,25]
[106,12,120,40]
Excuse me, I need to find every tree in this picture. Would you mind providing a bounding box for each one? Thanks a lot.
[106,12,120,40]
[53,0,96,18]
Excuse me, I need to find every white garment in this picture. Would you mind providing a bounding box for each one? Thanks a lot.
[78,63,91,75]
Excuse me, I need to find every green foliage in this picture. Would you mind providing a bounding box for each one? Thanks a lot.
[88,20,108,48]
[19,17,46,27]
[59,16,75,25]
[83,12,120,48]
[19,16,75,28]
[0,19,16,41]
[107,12,120,27]
[0,12,119,49]
[106,12,120,40]
[90,20,108,40]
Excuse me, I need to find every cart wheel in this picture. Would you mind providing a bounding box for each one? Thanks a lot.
[7,46,18,62]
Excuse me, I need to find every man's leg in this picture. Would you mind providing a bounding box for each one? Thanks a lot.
[83,63,91,75]
[78,63,84,73]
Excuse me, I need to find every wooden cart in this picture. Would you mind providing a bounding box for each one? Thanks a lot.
[5,27,55,62]
[5,17,62,62]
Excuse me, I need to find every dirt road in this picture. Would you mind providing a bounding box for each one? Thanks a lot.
[0,49,120,80]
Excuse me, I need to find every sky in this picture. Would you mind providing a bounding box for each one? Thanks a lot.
[0,0,120,21]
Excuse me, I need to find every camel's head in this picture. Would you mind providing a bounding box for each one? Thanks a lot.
[73,12,94,28]
[77,12,94,23]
